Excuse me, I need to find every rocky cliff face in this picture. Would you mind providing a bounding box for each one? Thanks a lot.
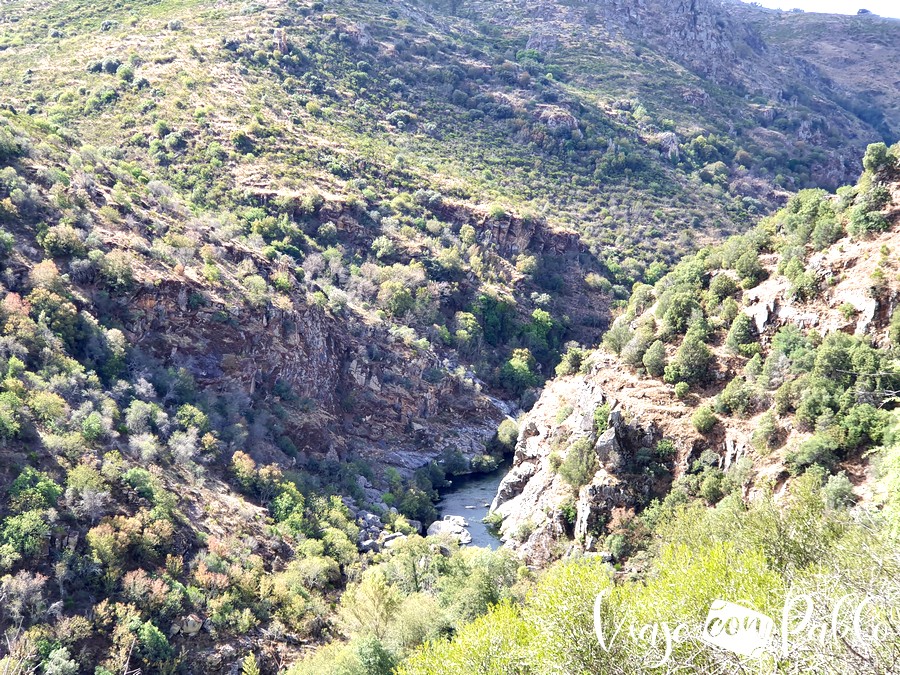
[490,363,664,565]
[104,198,596,475]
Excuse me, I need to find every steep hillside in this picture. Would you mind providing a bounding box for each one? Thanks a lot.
[1,0,898,281]
[0,0,898,671]
[490,141,900,565]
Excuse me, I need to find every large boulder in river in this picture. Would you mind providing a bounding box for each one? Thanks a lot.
[426,518,472,544]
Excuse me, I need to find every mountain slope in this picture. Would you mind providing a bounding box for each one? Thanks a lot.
[490,141,900,565]
[0,0,898,671]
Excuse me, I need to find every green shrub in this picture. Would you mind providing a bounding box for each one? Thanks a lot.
[751,411,779,453]
[734,250,763,287]
[660,290,699,336]
[231,130,254,153]
[716,377,751,416]
[641,340,666,377]
[725,313,758,356]
[1,510,50,557]
[42,224,86,257]
[496,419,518,449]
[555,346,585,376]
[840,403,890,447]
[555,404,574,424]
[136,620,173,664]
[719,296,739,325]
[785,434,838,475]
[0,392,23,439]
[654,439,676,458]
[559,438,597,488]
[862,142,896,175]
[9,468,62,512]
[699,468,725,504]
[42,648,78,675]
[691,405,717,433]
[593,403,610,434]
[98,250,135,289]
[674,382,689,399]
[81,412,105,442]
[664,333,713,385]
[602,322,633,356]
[823,471,855,509]
[499,349,539,395]
[708,273,738,302]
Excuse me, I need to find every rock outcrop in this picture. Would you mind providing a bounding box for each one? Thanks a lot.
[489,373,659,566]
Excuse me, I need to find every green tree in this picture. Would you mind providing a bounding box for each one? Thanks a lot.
[9,468,62,512]
[725,313,757,356]
[241,654,261,675]
[499,349,538,395]
[642,340,666,377]
[339,570,402,640]
[664,333,713,385]
[692,405,717,433]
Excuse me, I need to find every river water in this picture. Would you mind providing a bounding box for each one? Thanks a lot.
[436,461,511,549]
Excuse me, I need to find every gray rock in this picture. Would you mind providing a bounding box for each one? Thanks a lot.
[359,539,380,553]
[383,534,407,549]
[594,427,624,471]
[491,461,537,510]
[443,515,468,527]
[361,512,382,527]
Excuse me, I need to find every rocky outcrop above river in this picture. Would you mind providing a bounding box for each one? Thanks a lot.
[489,369,664,566]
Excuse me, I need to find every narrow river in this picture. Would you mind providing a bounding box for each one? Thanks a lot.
[436,460,512,549]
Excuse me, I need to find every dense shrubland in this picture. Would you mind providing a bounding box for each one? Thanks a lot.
[0,110,529,670]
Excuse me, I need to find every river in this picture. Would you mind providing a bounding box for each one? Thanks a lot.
[436,460,511,549]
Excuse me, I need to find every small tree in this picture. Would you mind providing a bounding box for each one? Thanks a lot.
[725,313,758,356]
[664,333,713,385]
[241,654,261,675]
[862,142,895,174]
[642,340,666,377]
[692,405,717,433]
[496,419,518,449]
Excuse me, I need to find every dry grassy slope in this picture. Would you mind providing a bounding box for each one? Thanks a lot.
[493,171,900,564]
[744,7,900,138]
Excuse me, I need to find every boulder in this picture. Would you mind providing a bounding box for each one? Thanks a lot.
[182,614,203,636]
[426,519,472,544]
[383,534,407,550]
[359,539,380,553]
[594,427,624,471]
[443,515,468,527]
[171,613,204,637]
[360,512,382,528]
